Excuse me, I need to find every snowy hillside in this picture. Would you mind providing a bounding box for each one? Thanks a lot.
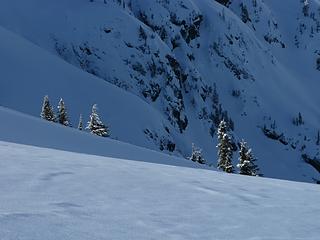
[0,106,200,168]
[0,0,320,182]
[0,141,320,240]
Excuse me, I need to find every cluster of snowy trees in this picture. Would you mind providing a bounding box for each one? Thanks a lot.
[217,120,260,176]
[217,120,259,176]
[293,112,304,126]
[189,144,206,165]
[190,120,260,176]
[40,96,110,137]
[42,95,258,175]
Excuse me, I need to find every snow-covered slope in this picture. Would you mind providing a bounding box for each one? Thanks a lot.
[0,140,319,240]
[0,25,177,156]
[0,106,199,168]
[0,0,319,182]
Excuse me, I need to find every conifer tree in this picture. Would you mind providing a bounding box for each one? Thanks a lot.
[303,0,309,17]
[86,104,110,137]
[315,130,320,146]
[57,98,69,126]
[40,95,56,122]
[217,120,234,173]
[189,143,206,164]
[316,58,320,71]
[78,114,83,131]
[237,140,260,176]
[240,3,250,23]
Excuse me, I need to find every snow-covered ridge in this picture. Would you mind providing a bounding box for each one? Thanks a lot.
[0,140,319,239]
[0,0,319,182]
[0,106,201,168]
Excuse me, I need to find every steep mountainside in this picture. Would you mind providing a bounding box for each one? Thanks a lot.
[0,0,319,182]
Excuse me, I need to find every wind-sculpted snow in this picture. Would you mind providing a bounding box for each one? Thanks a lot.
[0,141,319,239]
[0,0,319,182]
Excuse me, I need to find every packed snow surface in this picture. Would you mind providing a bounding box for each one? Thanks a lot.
[0,141,319,240]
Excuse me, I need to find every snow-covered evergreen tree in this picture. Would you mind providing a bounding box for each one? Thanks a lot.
[86,104,110,137]
[217,120,234,173]
[303,0,309,16]
[293,112,304,126]
[40,95,56,122]
[57,98,69,126]
[237,140,260,176]
[78,114,83,131]
[189,143,206,164]
[316,58,320,71]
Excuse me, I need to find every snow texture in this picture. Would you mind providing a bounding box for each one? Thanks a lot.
[0,140,319,240]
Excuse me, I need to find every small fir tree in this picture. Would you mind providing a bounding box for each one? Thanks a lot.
[86,104,110,137]
[189,144,206,164]
[293,112,304,126]
[217,120,234,173]
[240,3,250,23]
[303,0,309,16]
[78,114,83,131]
[40,95,56,122]
[57,98,69,126]
[316,58,320,71]
[237,140,260,176]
